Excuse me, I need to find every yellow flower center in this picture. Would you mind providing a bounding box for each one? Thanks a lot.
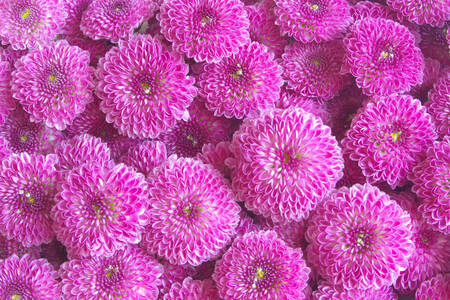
[311,4,319,10]
[390,131,402,142]
[256,267,265,280]
[141,82,151,94]
[49,75,57,82]
[20,135,28,142]
[21,8,31,20]
[312,59,320,66]
[11,295,21,300]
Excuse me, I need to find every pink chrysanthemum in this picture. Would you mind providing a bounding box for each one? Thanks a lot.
[80,0,156,42]
[409,138,450,234]
[143,157,240,266]
[0,153,61,246]
[229,107,343,223]
[164,277,219,300]
[0,255,60,299]
[0,60,16,125]
[62,34,112,66]
[415,273,450,300]
[213,230,310,299]
[419,24,450,66]
[246,3,287,57]
[158,0,250,63]
[62,0,92,35]
[54,134,113,171]
[153,258,194,297]
[197,141,233,179]
[351,1,399,21]
[342,94,436,188]
[51,162,148,258]
[11,40,95,130]
[60,246,163,299]
[387,0,449,27]
[343,17,424,96]
[392,192,450,294]
[410,57,441,101]
[0,46,27,66]
[0,0,67,50]
[96,34,197,139]
[274,0,352,43]
[0,138,11,161]
[159,99,233,157]
[0,234,39,260]
[312,283,398,300]
[256,216,306,249]
[281,41,349,101]
[0,108,64,155]
[426,70,449,138]
[198,41,282,119]
[305,184,414,289]
[120,140,167,176]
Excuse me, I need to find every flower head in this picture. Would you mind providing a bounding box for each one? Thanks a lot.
[230,107,343,223]
[0,60,16,126]
[51,162,149,257]
[342,94,436,188]
[312,283,398,300]
[60,245,163,299]
[164,277,219,300]
[11,40,95,130]
[274,0,352,43]
[158,0,250,63]
[143,157,240,266]
[0,153,61,246]
[0,255,60,299]
[305,184,414,289]
[197,141,233,179]
[62,0,92,35]
[351,1,400,21]
[96,34,197,139]
[198,42,282,119]
[0,0,67,50]
[62,34,113,66]
[426,70,449,138]
[415,273,450,300]
[120,140,167,176]
[343,17,424,96]
[387,0,449,27]
[213,230,310,299]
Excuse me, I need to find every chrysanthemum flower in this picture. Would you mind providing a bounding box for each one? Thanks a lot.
[120,140,167,176]
[416,273,450,300]
[213,230,310,299]
[0,60,16,126]
[158,0,250,63]
[164,277,219,300]
[143,157,240,266]
[343,17,424,96]
[305,184,414,289]
[391,192,450,294]
[51,162,148,258]
[60,245,163,299]
[426,70,449,138]
[0,108,64,155]
[198,41,282,119]
[159,99,233,157]
[246,3,287,57]
[351,1,400,21]
[281,41,349,101]
[62,34,112,66]
[0,153,61,246]
[409,138,450,234]
[11,40,95,130]
[419,24,450,66]
[229,107,343,223]
[342,94,436,188]
[410,57,441,102]
[197,141,233,179]
[62,0,92,35]
[387,0,448,27]
[54,134,113,171]
[152,258,194,297]
[0,138,11,161]
[96,34,197,139]
[312,283,398,300]
[0,46,28,66]
[0,234,39,260]
[0,255,60,299]
[274,0,352,43]
[0,0,67,50]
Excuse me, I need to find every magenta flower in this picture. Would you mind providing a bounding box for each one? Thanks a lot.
[409,138,450,234]
[54,134,113,171]
[351,1,400,21]
[198,41,282,119]
[387,0,448,27]
[153,258,194,297]
[229,107,343,223]
[274,0,352,43]
[96,34,197,139]
[60,246,163,299]
[164,277,219,300]
[0,46,28,66]
[11,40,95,130]
[426,70,449,138]
[197,141,233,179]
[312,283,398,300]
[62,34,112,66]
[0,153,61,247]
[305,184,414,289]
[120,140,167,176]
[415,273,450,300]
[51,162,149,258]
[281,41,349,101]
[62,0,92,35]
[419,24,450,66]
[158,0,250,63]
[143,157,241,266]
[0,255,60,299]
[0,0,67,50]
[0,60,16,126]
[213,230,310,299]
[0,234,40,260]
[342,94,436,188]
[81,0,157,43]
[343,17,424,96]
[0,138,11,161]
